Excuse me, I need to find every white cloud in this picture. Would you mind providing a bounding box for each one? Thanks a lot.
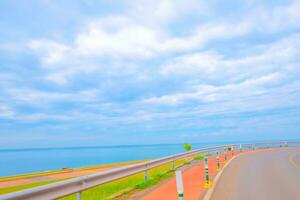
[27,17,251,86]
[16,0,300,64]
[139,79,300,125]
[5,88,100,105]
[161,51,222,76]
[25,0,300,86]
[142,72,283,105]
[29,40,69,65]
[75,16,161,59]
[129,0,209,26]
[3,0,300,128]
[161,33,300,84]
[0,104,14,118]
[15,113,74,122]
[250,0,300,32]
[147,33,300,110]
[73,16,252,60]
[73,15,250,59]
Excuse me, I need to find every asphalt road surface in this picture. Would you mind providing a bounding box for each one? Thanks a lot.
[210,148,300,200]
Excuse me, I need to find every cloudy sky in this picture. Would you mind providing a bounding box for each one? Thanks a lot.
[1,0,300,148]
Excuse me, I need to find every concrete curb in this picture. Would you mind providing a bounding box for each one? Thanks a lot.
[202,154,241,200]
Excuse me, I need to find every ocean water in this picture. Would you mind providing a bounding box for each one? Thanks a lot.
[0,142,238,177]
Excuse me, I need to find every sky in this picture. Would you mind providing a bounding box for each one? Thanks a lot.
[0,0,300,148]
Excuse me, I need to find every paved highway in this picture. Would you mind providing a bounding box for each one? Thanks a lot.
[210,148,300,200]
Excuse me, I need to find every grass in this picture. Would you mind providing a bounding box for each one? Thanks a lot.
[0,155,205,199]
[194,154,205,160]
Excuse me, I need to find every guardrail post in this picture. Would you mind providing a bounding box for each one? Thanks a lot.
[176,171,184,200]
[76,191,82,200]
[172,160,175,170]
[216,152,220,171]
[144,170,148,182]
[204,157,211,188]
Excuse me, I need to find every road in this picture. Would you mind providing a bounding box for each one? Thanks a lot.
[210,148,300,200]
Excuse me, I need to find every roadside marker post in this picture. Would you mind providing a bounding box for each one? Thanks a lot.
[239,144,242,152]
[216,152,220,171]
[172,160,175,170]
[285,141,288,147]
[231,146,234,157]
[224,150,227,163]
[175,170,184,200]
[204,157,212,188]
[144,170,147,182]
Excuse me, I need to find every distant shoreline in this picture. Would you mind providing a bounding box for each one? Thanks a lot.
[0,139,289,151]
[0,143,185,152]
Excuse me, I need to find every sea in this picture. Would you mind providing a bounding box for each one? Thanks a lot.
[0,140,279,177]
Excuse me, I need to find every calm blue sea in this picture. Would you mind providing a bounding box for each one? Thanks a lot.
[0,141,247,177]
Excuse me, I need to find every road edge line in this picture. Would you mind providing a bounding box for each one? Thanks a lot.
[288,152,300,170]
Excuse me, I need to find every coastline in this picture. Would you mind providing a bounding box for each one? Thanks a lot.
[0,159,146,190]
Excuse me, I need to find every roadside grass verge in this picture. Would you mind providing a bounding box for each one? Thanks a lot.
[194,154,205,160]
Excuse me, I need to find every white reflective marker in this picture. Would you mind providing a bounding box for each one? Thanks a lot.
[175,170,184,195]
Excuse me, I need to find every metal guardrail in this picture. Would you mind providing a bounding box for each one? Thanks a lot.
[0,141,299,200]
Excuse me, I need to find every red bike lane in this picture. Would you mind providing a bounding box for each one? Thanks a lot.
[141,150,249,200]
